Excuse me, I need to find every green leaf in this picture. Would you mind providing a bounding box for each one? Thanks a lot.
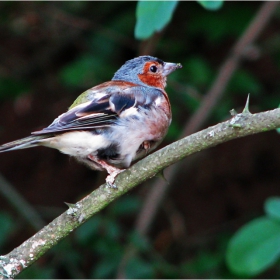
[197,0,223,10]
[135,1,178,39]
[226,217,280,276]
[265,197,280,220]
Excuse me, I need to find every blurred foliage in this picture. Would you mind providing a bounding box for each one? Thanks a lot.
[226,197,280,277]
[0,1,279,278]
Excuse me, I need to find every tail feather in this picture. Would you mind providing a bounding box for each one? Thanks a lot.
[0,135,49,153]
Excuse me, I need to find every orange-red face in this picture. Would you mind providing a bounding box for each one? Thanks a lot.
[138,61,167,89]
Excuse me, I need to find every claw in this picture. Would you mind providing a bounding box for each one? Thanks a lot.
[106,181,117,189]
[105,169,124,189]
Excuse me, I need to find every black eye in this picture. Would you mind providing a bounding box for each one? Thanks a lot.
[149,65,158,73]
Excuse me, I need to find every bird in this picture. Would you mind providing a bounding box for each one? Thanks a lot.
[0,56,182,187]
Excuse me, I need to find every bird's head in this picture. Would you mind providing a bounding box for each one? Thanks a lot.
[112,56,182,89]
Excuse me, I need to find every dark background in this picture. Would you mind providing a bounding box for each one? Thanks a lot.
[0,1,280,278]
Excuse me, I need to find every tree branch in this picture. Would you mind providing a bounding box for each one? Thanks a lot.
[1,107,280,278]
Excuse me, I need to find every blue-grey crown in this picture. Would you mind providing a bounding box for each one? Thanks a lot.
[112,56,164,85]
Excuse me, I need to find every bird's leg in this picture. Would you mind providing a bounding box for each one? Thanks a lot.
[87,155,124,188]
[142,140,151,154]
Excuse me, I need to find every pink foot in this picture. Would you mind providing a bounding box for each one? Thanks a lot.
[105,169,124,188]
[88,155,124,188]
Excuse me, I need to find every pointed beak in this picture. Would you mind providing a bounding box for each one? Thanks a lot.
[162,62,182,76]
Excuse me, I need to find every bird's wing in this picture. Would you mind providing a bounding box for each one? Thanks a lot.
[31,81,160,135]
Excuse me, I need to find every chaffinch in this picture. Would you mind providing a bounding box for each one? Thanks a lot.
[0,56,182,187]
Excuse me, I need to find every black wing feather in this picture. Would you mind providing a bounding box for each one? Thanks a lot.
[32,92,136,135]
[31,85,162,136]
[110,94,136,114]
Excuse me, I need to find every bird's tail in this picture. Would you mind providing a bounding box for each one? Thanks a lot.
[0,135,49,153]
